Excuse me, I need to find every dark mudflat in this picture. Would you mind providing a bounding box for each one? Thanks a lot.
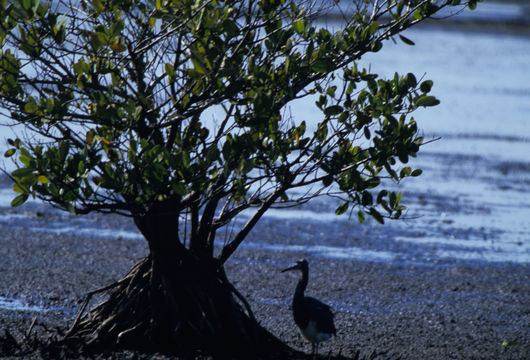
[0,205,528,359]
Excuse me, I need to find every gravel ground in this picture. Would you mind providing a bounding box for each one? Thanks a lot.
[0,207,528,359]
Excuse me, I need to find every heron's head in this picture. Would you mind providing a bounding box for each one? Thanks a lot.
[281,259,308,273]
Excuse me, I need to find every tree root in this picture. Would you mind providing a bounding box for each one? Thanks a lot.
[61,255,293,358]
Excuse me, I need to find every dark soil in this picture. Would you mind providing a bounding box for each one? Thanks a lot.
[0,205,528,359]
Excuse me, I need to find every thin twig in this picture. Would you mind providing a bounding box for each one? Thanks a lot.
[24,316,38,340]
[65,281,123,337]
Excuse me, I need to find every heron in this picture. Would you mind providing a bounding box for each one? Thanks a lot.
[282,259,336,358]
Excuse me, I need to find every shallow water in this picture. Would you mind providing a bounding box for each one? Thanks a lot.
[0,294,76,316]
[0,3,529,280]
[275,10,530,264]
[0,296,47,312]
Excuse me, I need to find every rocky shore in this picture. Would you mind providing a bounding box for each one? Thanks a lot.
[0,205,528,359]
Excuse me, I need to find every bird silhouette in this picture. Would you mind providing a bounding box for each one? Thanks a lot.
[282,259,336,358]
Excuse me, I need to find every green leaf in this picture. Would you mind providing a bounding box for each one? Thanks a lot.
[335,202,348,215]
[396,192,402,205]
[367,78,377,94]
[164,63,176,79]
[24,97,39,113]
[361,191,373,206]
[338,112,348,123]
[415,95,440,107]
[396,0,406,15]
[312,58,333,74]
[389,192,396,208]
[22,0,32,11]
[357,210,365,223]
[191,53,208,75]
[405,73,417,88]
[326,86,337,97]
[322,175,333,187]
[7,138,21,147]
[400,166,411,177]
[324,105,343,117]
[293,19,305,34]
[19,148,32,166]
[377,190,388,204]
[4,148,16,157]
[12,167,33,178]
[222,19,239,37]
[411,169,423,177]
[92,0,105,12]
[171,182,187,196]
[363,126,370,140]
[316,123,328,142]
[420,80,433,93]
[37,175,49,184]
[399,35,415,46]
[109,20,125,37]
[368,207,384,224]
[13,182,26,193]
[109,42,126,53]
[11,194,28,207]
[90,32,106,50]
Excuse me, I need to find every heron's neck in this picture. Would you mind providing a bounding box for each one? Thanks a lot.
[294,269,308,304]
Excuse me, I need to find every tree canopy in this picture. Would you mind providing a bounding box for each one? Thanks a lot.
[1,0,479,262]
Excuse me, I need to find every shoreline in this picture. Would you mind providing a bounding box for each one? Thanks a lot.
[0,207,528,359]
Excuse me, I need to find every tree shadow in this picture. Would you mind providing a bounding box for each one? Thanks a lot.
[0,321,382,360]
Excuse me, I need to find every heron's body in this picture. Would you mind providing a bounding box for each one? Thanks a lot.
[282,259,336,357]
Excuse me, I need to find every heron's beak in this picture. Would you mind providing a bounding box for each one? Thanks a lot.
[281,264,299,272]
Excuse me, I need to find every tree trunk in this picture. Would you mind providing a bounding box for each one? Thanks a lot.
[63,201,292,358]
